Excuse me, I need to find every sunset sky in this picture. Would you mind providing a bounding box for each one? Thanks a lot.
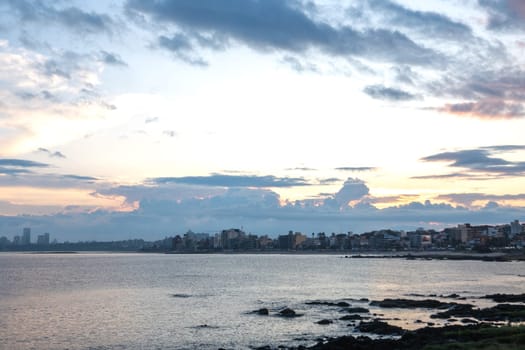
[1,0,525,240]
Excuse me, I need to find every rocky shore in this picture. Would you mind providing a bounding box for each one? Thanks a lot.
[249,293,525,350]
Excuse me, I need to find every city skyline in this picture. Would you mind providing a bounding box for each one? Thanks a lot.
[1,1,525,240]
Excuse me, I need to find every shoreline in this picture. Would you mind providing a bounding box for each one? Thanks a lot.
[2,249,525,261]
[251,293,525,350]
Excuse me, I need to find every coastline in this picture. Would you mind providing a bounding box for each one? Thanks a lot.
[250,292,525,350]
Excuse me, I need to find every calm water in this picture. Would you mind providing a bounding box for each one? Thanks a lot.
[1,253,524,349]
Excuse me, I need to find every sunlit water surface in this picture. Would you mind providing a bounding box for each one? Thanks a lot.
[1,253,524,349]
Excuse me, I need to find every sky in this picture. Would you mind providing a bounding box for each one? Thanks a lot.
[1,0,525,241]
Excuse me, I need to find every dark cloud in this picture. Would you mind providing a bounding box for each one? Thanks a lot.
[0,159,49,168]
[436,192,525,207]
[126,0,442,66]
[439,100,525,119]
[362,0,473,40]
[434,68,525,119]
[333,178,369,207]
[62,175,98,181]
[335,167,377,172]
[419,146,525,178]
[99,51,127,66]
[479,0,525,31]
[363,84,417,101]
[158,34,209,66]
[280,55,318,73]
[37,148,66,159]
[285,167,317,171]
[317,177,341,185]
[3,0,114,34]
[149,174,310,188]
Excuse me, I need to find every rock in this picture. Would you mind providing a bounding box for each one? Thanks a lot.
[345,307,370,313]
[461,318,478,324]
[370,298,454,309]
[278,307,302,318]
[482,293,525,303]
[355,319,404,335]
[317,319,333,325]
[340,314,363,320]
[432,303,525,322]
[306,300,350,307]
[251,308,269,315]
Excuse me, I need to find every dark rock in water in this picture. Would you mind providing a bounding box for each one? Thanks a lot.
[305,300,350,307]
[250,308,269,315]
[340,314,363,320]
[310,324,522,350]
[278,307,302,318]
[317,319,333,325]
[432,303,525,322]
[360,298,369,302]
[345,307,370,313]
[171,293,191,298]
[482,293,525,303]
[443,293,461,299]
[461,318,478,324]
[355,319,404,335]
[370,298,453,309]
[415,319,423,324]
[427,322,435,326]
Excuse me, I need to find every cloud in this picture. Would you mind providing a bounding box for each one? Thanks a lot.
[418,145,525,178]
[436,192,525,207]
[280,55,318,73]
[2,0,114,34]
[37,148,66,158]
[162,130,177,137]
[0,159,49,168]
[363,84,417,101]
[0,159,50,176]
[127,0,441,66]
[4,179,525,241]
[333,178,370,207]
[479,0,525,31]
[335,167,377,172]
[358,0,473,41]
[149,174,311,188]
[439,100,525,119]
[434,67,525,119]
[99,51,127,66]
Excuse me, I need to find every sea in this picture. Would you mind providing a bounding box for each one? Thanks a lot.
[1,252,524,349]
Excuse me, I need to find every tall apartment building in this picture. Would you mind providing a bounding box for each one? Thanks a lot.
[21,227,31,245]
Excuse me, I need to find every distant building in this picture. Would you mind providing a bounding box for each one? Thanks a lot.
[37,232,50,245]
[510,220,522,237]
[21,228,31,245]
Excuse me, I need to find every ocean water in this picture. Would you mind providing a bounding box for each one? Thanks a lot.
[0,252,524,349]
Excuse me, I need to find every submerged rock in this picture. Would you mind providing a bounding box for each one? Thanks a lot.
[482,293,525,303]
[370,298,454,309]
[355,319,404,335]
[278,308,302,318]
[250,308,270,315]
[306,301,350,307]
[344,307,370,314]
[432,303,525,322]
[317,319,333,325]
[340,314,363,321]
